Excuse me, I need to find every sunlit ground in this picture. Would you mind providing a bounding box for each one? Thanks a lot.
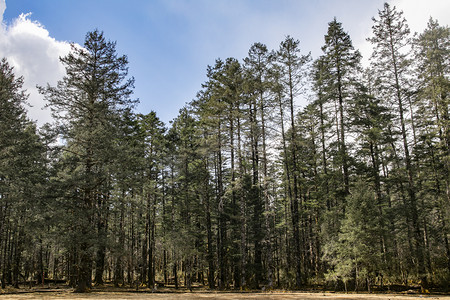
[2,289,449,300]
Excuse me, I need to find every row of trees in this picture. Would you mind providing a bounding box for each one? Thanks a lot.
[0,3,448,292]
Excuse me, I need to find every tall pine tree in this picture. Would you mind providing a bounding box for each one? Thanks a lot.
[41,30,136,292]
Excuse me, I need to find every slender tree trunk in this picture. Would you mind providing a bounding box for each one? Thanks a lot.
[249,97,262,289]
[216,133,226,289]
[148,192,156,289]
[229,104,241,289]
[173,258,178,289]
[369,142,388,264]
[162,175,168,287]
[336,61,349,195]
[12,226,22,289]
[237,116,247,289]
[318,101,330,209]
[259,89,273,289]
[387,126,415,268]
[205,188,215,289]
[142,216,148,285]
[386,27,426,282]
[394,65,426,282]
[287,60,302,289]
[277,88,293,281]
[114,192,126,287]
[94,193,108,285]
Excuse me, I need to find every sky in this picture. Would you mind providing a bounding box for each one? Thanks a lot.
[0,0,449,126]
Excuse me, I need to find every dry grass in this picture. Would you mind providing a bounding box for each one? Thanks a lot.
[1,290,450,300]
[1,285,449,300]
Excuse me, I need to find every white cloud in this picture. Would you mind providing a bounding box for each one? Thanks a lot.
[0,0,5,23]
[0,4,71,126]
[392,0,450,34]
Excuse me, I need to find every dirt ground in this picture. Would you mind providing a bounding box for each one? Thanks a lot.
[1,290,449,300]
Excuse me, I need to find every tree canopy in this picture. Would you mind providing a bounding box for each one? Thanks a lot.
[0,3,449,293]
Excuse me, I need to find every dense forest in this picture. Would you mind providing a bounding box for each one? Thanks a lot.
[0,3,448,293]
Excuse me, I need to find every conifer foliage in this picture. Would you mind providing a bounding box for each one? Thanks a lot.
[40,30,136,292]
[0,3,449,292]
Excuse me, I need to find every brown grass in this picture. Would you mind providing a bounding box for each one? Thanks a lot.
[1,290,450,299]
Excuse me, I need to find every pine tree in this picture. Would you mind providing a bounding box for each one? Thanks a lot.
[348,70,394,276]
[0,58,48,288]
[276,36,311,288]
[244,43,279,288]
[137,111,166,287]
[368,3,427,284]
[324,180,382,292]
[40,30,136,292]
[321,18,361,198]
[414,18,450,277]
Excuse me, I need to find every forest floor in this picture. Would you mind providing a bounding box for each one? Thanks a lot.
[1,285,450,299]
[1,291,450,300]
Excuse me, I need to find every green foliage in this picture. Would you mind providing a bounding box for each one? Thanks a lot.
[40,30,136,291]
[324,181,382,289]
[1,3,449,291]
[0,58,48,287]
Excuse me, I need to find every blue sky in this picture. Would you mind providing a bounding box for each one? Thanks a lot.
[1,0,448,125]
